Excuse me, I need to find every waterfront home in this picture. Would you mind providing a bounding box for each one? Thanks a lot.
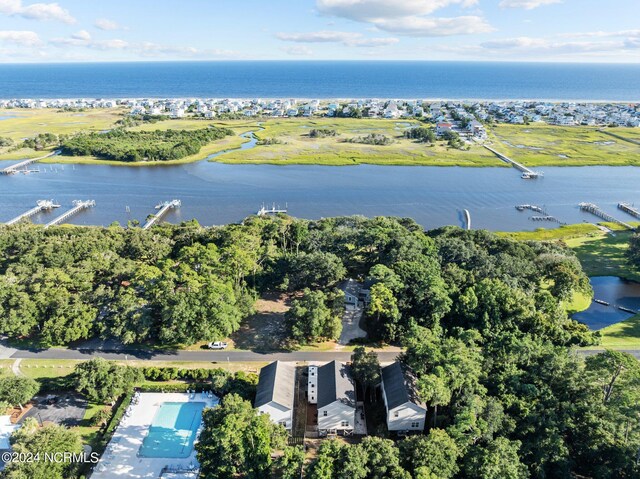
[380,362,427,432]
[436,122,453,136]
[255,361,295,430]
[317,361,356,435]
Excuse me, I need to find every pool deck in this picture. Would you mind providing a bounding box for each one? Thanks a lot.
[91,392,218,479]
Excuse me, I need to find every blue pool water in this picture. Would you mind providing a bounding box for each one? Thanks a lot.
[139,402,206,458]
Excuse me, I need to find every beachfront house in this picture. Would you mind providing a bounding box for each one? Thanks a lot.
[317,361,356,435]
[255,361,295,430]
[380,362,427,433]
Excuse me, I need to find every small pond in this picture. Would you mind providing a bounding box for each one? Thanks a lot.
[573,276,640,330]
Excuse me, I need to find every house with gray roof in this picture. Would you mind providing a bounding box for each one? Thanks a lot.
[317,361,356,434]
[255,361,295,430]
[380,362,427,432]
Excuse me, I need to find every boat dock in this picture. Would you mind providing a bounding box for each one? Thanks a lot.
[464,209,471,230]
[516,204,545,213]
[257,203,288,216]
[484,146,543,179]
[142,199,181,230]
[44,200,95,228]
[618,203,640,219]
[579,202,633,230]
[4,200,60,225]
[1,150,59,175]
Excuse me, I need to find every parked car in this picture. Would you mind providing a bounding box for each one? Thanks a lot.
[208,341,228,350]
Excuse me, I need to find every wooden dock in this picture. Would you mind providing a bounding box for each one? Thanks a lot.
[4,200,60,225]
[484,146,543,179]
[45,200,95,228]
[257,203,288,216]
[142,199,181,230]
[618,203,640,219]
[1,150,59,175]
[579,202,633,230]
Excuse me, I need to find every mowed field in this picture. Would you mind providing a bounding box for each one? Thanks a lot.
[212,118,502,166]
[491,124,640,166]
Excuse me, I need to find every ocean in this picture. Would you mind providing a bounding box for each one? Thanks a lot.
[0,61,638,101]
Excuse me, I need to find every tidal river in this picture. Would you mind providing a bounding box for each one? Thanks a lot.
[1,160,640,231]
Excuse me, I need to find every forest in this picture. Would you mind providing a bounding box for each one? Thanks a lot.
[1,216,639,477]
[60,126,232,162]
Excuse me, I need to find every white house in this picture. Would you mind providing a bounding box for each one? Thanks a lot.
[317,361,356,435]
[381,362,427,433]
[255,361,295,430]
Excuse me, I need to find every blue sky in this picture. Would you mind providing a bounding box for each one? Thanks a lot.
[0,0,638,62]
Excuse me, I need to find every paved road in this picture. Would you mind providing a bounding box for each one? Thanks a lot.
[6,346,401,363]
[1,337,637,363]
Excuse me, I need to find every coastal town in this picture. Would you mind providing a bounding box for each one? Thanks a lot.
[2,97,639,129]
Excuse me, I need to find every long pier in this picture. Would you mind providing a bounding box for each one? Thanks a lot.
[484,146,543,179]
[1,150,59,175]
[4,200,60,225]
[45,200,95,228]
[142,199,181,230]
[464,209,471,230]
[618,203,640,219]
[579,202,633,230]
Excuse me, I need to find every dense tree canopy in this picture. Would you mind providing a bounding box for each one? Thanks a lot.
[0,376,39,410]
[4,419,83,479]
[61,126,232,162]
[73,357,143,403]
[2,214,635,477]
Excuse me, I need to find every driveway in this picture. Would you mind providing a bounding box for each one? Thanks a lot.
[338,307,367,345]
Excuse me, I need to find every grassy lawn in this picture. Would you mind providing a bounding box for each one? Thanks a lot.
[490,124,640,166]
[18,359,82,378]
[596,314,640,349]
[498,223,603,242]
[213,118,502,166]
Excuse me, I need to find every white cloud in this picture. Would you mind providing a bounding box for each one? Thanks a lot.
[0,0,75,23]
[499,0,561,10]
[479,36,639,54]
[71,29,91,41]
[49,32,237,58]
[375,15,493,36]
[94,18,122,31]
[315,0,491,38]
[0,29,40,46]
[277,30,399,47]
[281,45,314,56]
[316,0,478,22]
[50,33,128,50]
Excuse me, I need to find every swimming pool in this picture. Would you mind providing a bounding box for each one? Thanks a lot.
[139,402,206,458]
